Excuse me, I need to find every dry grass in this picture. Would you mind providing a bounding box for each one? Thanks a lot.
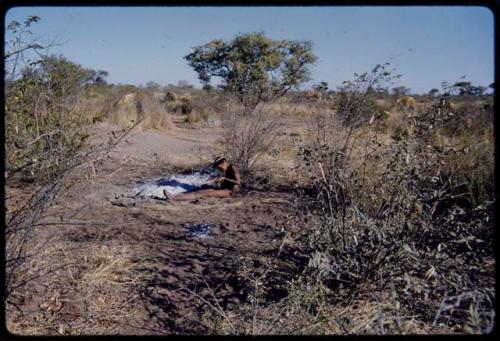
[6,228,146,335]
[104,90,176,131]
[184,110,212,124]
[208,275,449,335]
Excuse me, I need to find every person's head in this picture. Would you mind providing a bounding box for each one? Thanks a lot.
[213,156,228,172]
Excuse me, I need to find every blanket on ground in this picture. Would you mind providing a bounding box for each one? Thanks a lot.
[133,171,219,199]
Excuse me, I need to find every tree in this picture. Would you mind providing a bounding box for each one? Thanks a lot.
[184,32,317,109]
[391,86,410,97]
[428,88,439,97]
[5,15,42,81]
[146,81,161,91]
[202,83,213,93]
[177,80,193,89]
[314,81,329,93]
[94,70,109,85]
[471,85,487,96]
[452,81,487,96]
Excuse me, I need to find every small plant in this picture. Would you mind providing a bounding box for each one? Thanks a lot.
[335,63,401,127]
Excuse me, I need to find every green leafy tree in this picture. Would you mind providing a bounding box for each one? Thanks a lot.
[31,55,95,97]
[93,70,109,85]
[5,54,95,181]
[428,88,439,97]
[391,86,410,97]
[453,81,487,96]
[185,32,317,109]
[314,81,329,93]
[442,79,488,97]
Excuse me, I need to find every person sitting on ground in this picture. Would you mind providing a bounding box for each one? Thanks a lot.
[163,156,241,201]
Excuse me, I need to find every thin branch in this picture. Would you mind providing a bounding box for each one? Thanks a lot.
[26,129,68,145]
[180,286,237,334]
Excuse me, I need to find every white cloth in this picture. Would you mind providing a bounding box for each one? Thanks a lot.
[132,171,218,198]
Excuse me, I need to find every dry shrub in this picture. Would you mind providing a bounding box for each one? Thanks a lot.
[5,122,147,336]
[163,91,177,102]
[6,235,146,335]
[185,94,221,124]
[184,110,211,124]
[288,94,494,334]
[223,102,283,176]
[237,278,446,335]
[185,111,200,123]
[434,101,494,205]
[74,86,114,124]
[289,103,313,116]
[384,109,413,136]
[104,90,175,131]
[164,94,193,115]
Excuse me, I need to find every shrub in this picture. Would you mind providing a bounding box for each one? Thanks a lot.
[335,63,401,127]
[291,92,494,333]
[222,104,283,176]
[5,54,95,183]
[179,100,193,115]
[163,91,177,102]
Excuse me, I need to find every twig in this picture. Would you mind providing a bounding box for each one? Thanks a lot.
[432,290,448,328]
[117,295,139,310]
[180,286,237,334]
[107,167,122,178]
[27,129,68,145]
[6,262,77,297]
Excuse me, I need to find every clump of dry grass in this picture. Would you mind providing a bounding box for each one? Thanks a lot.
[104,90,176,131]
[185,111,199,123]
[163,93,195,115]
[6,232,147,335]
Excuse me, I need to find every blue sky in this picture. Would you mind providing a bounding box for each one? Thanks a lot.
[4,6,494,94]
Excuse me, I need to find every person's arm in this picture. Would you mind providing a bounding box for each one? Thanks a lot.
[221,165,241,185]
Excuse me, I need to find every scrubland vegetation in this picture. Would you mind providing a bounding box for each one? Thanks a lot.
[4,19,495,335]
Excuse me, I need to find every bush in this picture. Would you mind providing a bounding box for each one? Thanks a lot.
[163,94,193,115]
[290,93,494,333]
[222,104,283,176]
[179,100,193,115]
[335,63,401,127]
[5,55,95,183]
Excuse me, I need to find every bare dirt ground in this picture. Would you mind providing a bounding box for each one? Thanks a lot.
[8,114,307,335]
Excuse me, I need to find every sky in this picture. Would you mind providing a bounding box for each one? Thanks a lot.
[4,6,495,94]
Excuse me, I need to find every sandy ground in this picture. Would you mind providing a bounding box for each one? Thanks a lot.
[91,117,222,166]
[9,114,307,334]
